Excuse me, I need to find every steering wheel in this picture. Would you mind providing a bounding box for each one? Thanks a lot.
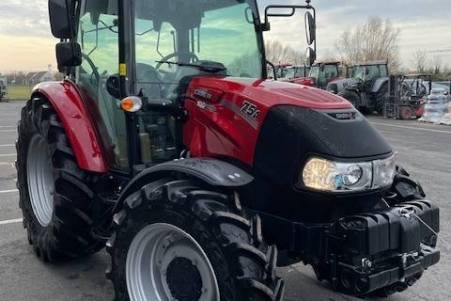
[136,63,163,83]
[155,52,199,70]
[81,53,101,86]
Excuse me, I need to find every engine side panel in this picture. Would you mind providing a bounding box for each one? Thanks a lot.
[32,81,108,173]
[183,82,262,166]
[183,77,353,166]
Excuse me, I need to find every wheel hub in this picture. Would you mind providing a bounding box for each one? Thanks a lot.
[26,134,55,227]
[126,223,220,301]
[166,257,203,301]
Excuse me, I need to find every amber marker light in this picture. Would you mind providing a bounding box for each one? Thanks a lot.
[121,96,143,113]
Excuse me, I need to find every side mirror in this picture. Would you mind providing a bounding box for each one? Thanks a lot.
[305,11,316,45]
[306,47,316,67]
[106,75,121,99]
[56,42,81,71]
[49,0,76,39]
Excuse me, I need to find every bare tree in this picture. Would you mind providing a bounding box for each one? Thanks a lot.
[431,55,442,75]
[411,49,428,73]
[265,40,306,66]
[335,17,401,71]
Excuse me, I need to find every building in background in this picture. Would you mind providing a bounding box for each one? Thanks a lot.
[26,65,55,86]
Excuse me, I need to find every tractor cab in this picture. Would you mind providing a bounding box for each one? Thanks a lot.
[307,61,340,89]
[76,0,268,169]
[57,0,318,172]
[276,64,309,80]
[350,61,389,87]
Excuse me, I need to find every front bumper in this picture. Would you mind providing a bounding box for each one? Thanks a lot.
[260,200,440,295]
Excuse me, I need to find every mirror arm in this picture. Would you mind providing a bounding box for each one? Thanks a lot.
[266,61,277,80]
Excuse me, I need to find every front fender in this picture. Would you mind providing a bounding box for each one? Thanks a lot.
[31,80,108,173]
[113,158,254,213]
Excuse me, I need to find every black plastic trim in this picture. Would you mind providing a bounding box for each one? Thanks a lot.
[114,158,254,212]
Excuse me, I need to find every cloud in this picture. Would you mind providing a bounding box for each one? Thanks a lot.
[260,0,451,68]
[0,0,450,72]
[0,0,50,37]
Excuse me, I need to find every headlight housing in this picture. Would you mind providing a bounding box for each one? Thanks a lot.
[300,155,396,192]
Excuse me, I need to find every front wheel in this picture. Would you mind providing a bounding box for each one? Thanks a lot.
[108,179,284,301]
[339,90,362,111]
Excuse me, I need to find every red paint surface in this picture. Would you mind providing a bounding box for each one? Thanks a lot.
[184,77,352,166]
[32,81,108,173]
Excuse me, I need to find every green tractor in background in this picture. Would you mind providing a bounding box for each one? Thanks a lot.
[327,61,390,113]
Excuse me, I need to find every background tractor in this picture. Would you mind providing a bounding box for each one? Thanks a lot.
[16,0,440,300]
[275,64,310,81]
[328,61,390,113]
[306,61,341,89]
[287,61,342,88]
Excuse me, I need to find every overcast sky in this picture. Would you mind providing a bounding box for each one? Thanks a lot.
[0,0,450,73]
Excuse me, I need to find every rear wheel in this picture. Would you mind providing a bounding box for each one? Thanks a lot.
[108,179,285,301]
[16,97,103,262]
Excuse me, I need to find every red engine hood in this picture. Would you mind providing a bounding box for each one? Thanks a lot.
[190,77,352,110]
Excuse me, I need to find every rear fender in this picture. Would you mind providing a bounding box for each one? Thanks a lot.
[113,158,253,213]
[31,81,108,173]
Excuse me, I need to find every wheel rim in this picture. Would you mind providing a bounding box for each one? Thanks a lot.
[126,223,220,301]
[26,134,55,227]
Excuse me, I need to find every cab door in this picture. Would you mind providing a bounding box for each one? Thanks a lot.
[76,0,129,169]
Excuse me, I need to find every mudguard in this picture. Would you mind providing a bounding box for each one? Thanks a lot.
[328,78,357,94]
[31,80,108,173]
[114,158,254,212]
[372,77,389,93]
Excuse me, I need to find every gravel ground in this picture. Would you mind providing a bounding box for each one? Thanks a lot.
[0,101,449,301]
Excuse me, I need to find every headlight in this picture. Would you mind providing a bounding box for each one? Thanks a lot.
[300,155,395,192]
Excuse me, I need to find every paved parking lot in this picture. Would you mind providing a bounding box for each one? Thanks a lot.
[0,101,450,301]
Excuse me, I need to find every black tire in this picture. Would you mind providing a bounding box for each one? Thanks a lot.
[339,90,361,111]
[107,178,285,301]
[16,97,103,262]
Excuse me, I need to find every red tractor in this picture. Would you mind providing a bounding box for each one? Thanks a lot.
[275,64,310,81]
[299,61,341,89]
[17,0,440,300]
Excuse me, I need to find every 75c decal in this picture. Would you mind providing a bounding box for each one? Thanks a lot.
[240,101,260,119]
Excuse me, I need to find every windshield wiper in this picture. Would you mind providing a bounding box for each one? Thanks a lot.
[156,60,227,73]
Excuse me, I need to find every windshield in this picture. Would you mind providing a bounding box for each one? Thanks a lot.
[352,65,388,80]
[283,68,295,79]
[309,66,319,79]
[134,0,262,99]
